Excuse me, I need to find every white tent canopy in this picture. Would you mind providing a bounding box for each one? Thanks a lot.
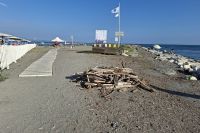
[52,37,64,43]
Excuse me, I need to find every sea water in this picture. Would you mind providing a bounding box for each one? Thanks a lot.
[139,44,200,61]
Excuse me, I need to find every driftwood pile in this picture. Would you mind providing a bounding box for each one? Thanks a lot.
[70,67,154,97]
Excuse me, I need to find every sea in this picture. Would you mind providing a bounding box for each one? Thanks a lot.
[138,44,200,61]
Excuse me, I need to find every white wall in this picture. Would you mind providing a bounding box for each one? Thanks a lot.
[0,44,36,69]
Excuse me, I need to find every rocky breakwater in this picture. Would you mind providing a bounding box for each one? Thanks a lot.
[142,45,200,80]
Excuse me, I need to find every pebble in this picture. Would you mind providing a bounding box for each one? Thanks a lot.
[111,122,119,129]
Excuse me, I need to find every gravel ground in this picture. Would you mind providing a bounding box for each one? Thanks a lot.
[0,46,199,133]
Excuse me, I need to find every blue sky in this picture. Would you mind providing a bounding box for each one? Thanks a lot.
[0,0,200,44]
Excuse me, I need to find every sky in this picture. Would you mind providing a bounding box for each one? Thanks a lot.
[0,0,200,44]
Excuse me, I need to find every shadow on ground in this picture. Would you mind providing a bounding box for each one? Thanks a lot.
[76,51,98,54]
[151,85,200,100]
[66,74,86,88]
[65,74,81,81]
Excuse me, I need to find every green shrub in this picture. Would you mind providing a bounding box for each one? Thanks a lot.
[120,45,136,55]
[0,71,7,81]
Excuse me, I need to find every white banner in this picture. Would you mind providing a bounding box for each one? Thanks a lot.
[95,30,107,43]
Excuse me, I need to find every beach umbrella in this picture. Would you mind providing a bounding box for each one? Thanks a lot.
[21,39,31,45]
[52,37,64,43]
[21,39,31,43]
[8,36,23,41]
[8,36,23,45]
[0,33,12,44]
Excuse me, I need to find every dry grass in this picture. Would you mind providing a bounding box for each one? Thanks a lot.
[0,71,7,81]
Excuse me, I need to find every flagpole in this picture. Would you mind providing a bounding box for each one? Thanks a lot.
[118,2,121,46]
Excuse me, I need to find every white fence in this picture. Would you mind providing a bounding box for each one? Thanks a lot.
[0,44,36,69]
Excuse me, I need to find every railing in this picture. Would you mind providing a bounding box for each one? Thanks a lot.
[0,44,36,69]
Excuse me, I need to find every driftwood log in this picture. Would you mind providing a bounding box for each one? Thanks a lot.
[70,66,154,97]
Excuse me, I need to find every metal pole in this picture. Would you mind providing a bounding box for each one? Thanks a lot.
[118,2,121,46]
[71,35,74,45]
[1,37,3,45]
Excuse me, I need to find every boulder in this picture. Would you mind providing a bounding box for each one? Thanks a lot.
[188,76,198,81]
[122,53,129,57]
[163,69,177,76]
[153,44,161,50]
[183,64,191,71]
[169,59,175,63]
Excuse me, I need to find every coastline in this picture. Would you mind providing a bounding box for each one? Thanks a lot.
[137,44,200,61]
[140,45,200,80]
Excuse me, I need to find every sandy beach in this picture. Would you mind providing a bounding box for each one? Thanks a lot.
[0,46,200,132]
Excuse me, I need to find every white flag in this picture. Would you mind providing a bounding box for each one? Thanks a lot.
[111,6,120,17]
[111,6,120,14]
[115,13,119,17]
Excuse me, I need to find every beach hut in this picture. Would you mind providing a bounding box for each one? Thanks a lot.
[52,37,64,46]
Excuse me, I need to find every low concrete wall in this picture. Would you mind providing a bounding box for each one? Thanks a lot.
[0,44,36,69]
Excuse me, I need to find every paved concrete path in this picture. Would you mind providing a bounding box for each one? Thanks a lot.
[19,49,58,77]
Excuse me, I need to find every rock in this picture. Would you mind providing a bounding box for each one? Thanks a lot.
[177,59,188,66]
[122,53,129,56]
[111,122,119,129]
[188,68,194,73]
[184,62,190,65]
[159,57,168,61]
[177,62,184,66]
[142,47,148,50]
[153,44,161,50]
[197,68,200,77]
[191,65,199,72]
[163,69,177,76]
[197,68,200,73]
[183,64,190,70]
[169,59,175,63]
[188,76,198,81]
[163,50,167,53]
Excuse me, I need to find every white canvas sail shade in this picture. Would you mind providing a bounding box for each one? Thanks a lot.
[52,37,64,42]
